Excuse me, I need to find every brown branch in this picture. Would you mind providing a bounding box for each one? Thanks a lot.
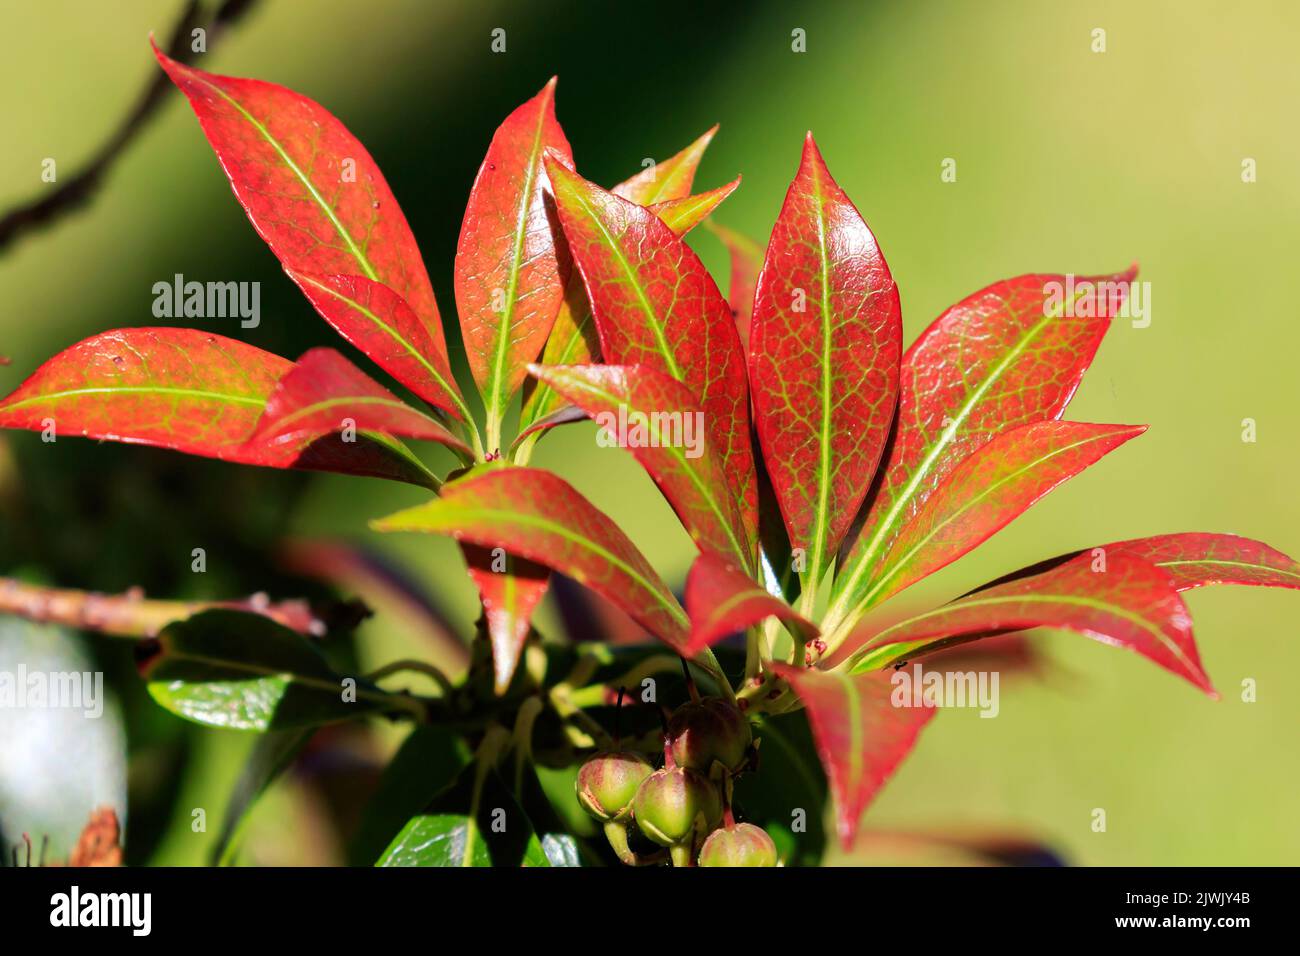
[0,576,365,638]
[0,0,260,252]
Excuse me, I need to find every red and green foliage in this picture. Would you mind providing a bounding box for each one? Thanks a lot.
[2,46,1296,867]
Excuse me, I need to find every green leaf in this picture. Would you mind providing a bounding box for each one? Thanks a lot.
[377,761,548,867]
[139,609,413,731]
[212,729,314,865]
[732,711,828,866]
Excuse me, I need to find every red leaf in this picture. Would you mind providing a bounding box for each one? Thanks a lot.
[683,552,816,658]
[749,134,902,590]
[371,467,689,649]
[152,43,449,362]
[463,544,550,694]
[865,421,1147,607]
[527,363,752,571]
[454,78,572,449]
[246,348,469,459]
[0,329,435,487]
[846,552,1214,695]
[544,156,757,552]
[612,125,718,204]
[705,221,763,350]
[517,174,735,448]
[827,266,1139,639]
[771,664,936,848]
[1105,532,1300,591]
[0,328,281,462]
[286,272,468,421]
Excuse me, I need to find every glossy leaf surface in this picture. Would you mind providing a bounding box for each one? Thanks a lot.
[545,156,757,545]
[846,552,1214,695]
[287,271,467,420]
[372,467,688,648]
[828,267,1138,635]
[378,762,548,867]
[528,363,751,570]
[154,44,448,355]
[864,421,1146,607]
[455,79,572,448]
[139,610,400,731]
[750,134,902,590]
[771,665,935,847]
[683,552,816,657]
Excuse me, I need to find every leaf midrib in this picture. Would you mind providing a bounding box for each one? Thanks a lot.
[545,373,751,571]
[567,188,684,381]
[383,503,688,632]
[487,96,551,422]
[2,385,266,410]
[188,70,378,282]
[856,592,1199,677]
[861,428,1130,608]
[830,285,1091,630]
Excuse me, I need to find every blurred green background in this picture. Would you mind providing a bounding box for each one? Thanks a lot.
[1,0,1296,865]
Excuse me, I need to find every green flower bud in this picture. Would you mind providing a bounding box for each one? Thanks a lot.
[668,697,752,773]
[697,822,779,867]
[631,766,722,847]
[575,751,653,823]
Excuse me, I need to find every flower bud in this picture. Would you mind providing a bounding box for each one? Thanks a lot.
[668,697,752,773]
[697,822,779,867]
[575,751,653,823]
[631,766,722,847]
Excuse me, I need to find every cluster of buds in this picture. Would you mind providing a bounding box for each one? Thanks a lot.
[576,692,778,867]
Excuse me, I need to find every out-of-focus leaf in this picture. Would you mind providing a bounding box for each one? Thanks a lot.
[845,552,1215,695]
[545,156,757,548]
[770,665,935,848]
[138,610,409,731]
[705,220,763,350]
[683,552,815,657]
[463,544,550,694]
[372,467,689,649]
[864,421,1146,607]
[528,363,752,571]
[749,134,902,594]
[455,79,572,450]
[153,43,449,359]
[828,266,1139,639]
[212,729,313,865]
